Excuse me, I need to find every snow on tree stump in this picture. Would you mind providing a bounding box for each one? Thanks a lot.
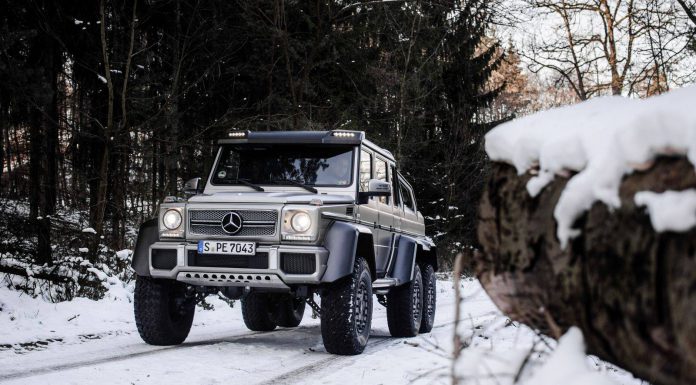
[475,85,696,385]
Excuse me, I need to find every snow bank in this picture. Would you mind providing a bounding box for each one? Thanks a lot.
[635,190,696,232]
[523,327,618,385]
[0,283,133,346]
[485,86,696,247]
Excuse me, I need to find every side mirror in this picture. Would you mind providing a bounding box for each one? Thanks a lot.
[183,177,203,195]
[358,179,391,204]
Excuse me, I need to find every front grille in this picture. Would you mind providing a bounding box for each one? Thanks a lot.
[152,249,177,270]
[188,210,278,237]
[187,250,269,269]
[280,253,316,274]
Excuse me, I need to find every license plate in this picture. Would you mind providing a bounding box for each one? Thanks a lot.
[197,241,256,255]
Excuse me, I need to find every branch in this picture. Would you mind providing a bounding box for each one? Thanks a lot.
[677,0,696,26]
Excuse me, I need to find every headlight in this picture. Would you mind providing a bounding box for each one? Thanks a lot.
[291,212,312,232]
[163,209,182,230]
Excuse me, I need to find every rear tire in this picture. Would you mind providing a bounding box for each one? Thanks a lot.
[387,264,423,337]
[134,275,195,345]
[321,257,373,355]
[419,264,436,333]
[241,292,277,331]
[273,296,305,327]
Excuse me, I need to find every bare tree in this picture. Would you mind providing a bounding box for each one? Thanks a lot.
[520,0,695,99]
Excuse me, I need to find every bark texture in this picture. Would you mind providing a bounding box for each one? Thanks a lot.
[476,156,696,385]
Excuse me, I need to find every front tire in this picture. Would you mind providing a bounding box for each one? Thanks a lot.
[134,275,195,345]
[321,257,373,355]
[241,292,277,331]
[387,264,423,337]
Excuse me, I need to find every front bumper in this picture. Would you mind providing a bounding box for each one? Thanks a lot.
[148,242,328,290]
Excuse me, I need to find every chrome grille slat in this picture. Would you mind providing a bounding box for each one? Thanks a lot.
[188,209,278,237]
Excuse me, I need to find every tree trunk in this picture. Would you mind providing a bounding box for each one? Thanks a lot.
[476,158,696,385]
[92,0,115,250]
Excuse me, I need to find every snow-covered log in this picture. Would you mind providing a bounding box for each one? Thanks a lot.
[475,86,696,385]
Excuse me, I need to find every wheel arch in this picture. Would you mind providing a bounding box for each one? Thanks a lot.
[132,218,158,276]
[321,221,377,283]
[390,235,438,285]
[415,240,438,272]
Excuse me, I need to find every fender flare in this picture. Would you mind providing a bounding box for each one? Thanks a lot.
[321,221,377,283]
[390,235,439,285]
[131,218,158,276]
[416,238,438,272]
[390,235,418,285]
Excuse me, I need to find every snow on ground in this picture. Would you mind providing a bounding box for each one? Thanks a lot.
[0,278,643,385]
[485,85,696,247]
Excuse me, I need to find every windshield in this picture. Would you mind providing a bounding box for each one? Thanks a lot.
[211,144,355,187]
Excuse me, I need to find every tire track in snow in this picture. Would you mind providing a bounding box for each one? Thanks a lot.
[255,336,398,385]
[256,319,460,385]
[0,328,289,382]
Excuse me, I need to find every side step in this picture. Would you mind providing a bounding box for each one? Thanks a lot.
[372,278,399,291]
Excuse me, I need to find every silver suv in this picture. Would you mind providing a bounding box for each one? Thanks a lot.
[131,130,438,355]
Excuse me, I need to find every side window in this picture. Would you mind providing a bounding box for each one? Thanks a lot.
[400,179,415,212]
[359,150,372,192]
[375,158,388,204]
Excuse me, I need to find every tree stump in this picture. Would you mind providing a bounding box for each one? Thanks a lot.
[476,156,696,385]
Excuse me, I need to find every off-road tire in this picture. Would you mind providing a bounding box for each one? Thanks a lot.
[273,296,306,328]
[419,264,436,333]
[241,292,277,331]
[321,257,373,355]
[134,275,195,345]
[387,264,423,337]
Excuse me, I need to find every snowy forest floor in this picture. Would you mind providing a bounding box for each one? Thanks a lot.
[0,277,645,385]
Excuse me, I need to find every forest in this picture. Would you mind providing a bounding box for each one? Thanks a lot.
[1,1,696,384]
[0,0,695,295]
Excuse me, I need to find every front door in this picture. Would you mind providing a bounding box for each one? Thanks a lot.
[373,156,394,273]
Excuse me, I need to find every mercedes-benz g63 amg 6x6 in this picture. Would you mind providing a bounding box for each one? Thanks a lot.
[131,130,438,355]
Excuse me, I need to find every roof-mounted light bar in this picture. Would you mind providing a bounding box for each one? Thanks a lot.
[228,130,248,138]
[331,131,356,138]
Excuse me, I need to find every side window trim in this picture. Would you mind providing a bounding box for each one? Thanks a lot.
[374,155,390,205]
[359,148,373,192]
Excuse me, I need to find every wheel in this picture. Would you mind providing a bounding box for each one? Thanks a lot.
[134,275,195,345]
[321,257,373,355]
[241,292,277,331]
[386,264,423,337]
[273,295,306,327]
[419,264,436,333]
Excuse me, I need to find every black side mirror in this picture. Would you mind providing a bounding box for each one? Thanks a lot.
[358,179,392,204]
[183,177,203,195]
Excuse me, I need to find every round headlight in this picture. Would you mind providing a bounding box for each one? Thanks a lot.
[291,212,312,232]
[163,210,182,230]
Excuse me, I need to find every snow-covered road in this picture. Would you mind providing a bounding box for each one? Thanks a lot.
[0,278,642,385]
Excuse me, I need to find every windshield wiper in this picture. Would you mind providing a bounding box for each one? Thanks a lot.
[272,178,318,194]
[236,178,265,192]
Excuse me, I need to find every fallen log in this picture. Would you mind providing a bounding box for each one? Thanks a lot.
[476,157,696,385]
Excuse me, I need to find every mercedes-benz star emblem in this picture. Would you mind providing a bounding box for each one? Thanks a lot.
[221,212,243,234]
